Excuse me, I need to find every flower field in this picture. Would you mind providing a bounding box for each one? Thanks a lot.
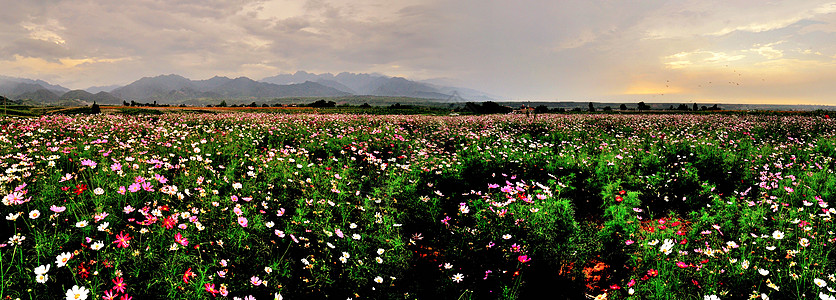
[2,113,836,299]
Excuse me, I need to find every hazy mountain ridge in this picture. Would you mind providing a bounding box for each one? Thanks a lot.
[261,71,495,100]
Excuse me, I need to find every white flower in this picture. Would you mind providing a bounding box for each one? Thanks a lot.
[97,222,109,231]
[265,266,272,273]
[816,278,828,288]
[741,260,750,269]
[801,238,811,247]
[374,276,383,283]
[65,285,89,300]
[704,295,720,300]
[90,241,104,251]
[758,268,770,276]
[820,292,836,300]
[502,234,512,240]
[342,252,350,258]
[648,239,659,246]
[377,248,385,255]
[444,263,453,269]
[451,273,464,283]
[232,182,242,190]
[772,230,784,240]
[339,256,347,263]
[350,223,358,229]
[352,233,361,240]
[265,221,274,228]
[660,239,675,255]
[36,273,49,283]
[34,264,50,275]
[29,210,40,219]
[6,212,21,221]
[93,188,104,195]
[376,257,383,264]
[56,252,72,268]
[75,220,88,228]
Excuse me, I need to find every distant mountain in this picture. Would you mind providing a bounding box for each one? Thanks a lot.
[85,84,122,94]
[110,74,349,103]
[261,71,494,100]
[315,79,356,94]
[111,74,196,101]
[14,89,60,103]
[60,90,123,105]
[0,75,69,95]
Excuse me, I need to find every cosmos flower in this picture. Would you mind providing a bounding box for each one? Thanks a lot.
[113,231,131,248]
[65,285,89,300]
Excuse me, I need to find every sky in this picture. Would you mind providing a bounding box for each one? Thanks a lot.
[1,0,835,104]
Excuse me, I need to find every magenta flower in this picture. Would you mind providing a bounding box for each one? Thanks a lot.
[113,231,131,248]
[112,277,127,293]
[517,255,531,263]
[175,232,189,246]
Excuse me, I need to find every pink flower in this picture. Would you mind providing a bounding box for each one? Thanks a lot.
[676,261,689,268]
[119,294,132,300]
[128,183,141,193]
[113,231,131,248]
[237,216,248,227]
[250,276,262,286]
[110,163,122,172]
[625,240,635,245]
[204,283,218,296]
[103,290,117,300]
[334,228,343,238]
[50,205,66,213]
[112,277,127,293]
[175,232,189,246]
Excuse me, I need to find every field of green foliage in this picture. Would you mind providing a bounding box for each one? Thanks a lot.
[1,113,835,300]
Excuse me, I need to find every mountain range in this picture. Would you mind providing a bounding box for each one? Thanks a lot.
[0,71,496,106]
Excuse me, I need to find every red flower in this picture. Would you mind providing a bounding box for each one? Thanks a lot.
[615,195,623,202]
[647,269,658,277]
[183,268,196,283]
[162,216,176,229]
[73,184,87,195]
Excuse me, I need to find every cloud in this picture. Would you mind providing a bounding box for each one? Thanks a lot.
[0,0,835,104]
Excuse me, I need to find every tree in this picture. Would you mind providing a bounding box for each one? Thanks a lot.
[637,101,650,111]
[360,103,371,108]
[693,103,698,111]
[588,102,595,112]
[91,101,101,114]
[619,104,628,110]
[218,100,227,107]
